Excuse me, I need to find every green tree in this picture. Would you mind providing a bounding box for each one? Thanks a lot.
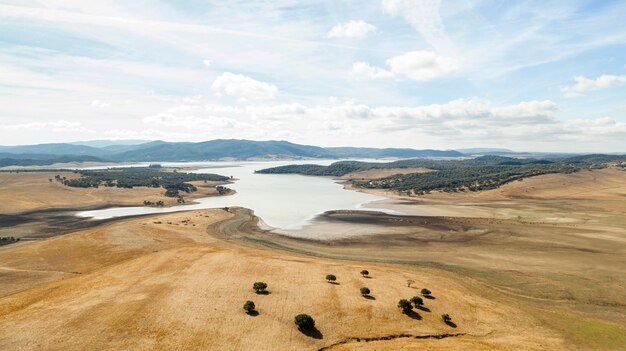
[326,274,337,283]
[360,269,369,277]
[442,314,452,323]
[253,281,268,294]
[243,300,255,313]
[410,296,424,307]
[397,299,413,313]
[360,287,371,296]
[294,314,315,330]
[421,288,431,296]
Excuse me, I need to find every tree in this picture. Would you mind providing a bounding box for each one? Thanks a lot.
[410,296,423,307]
[326,274,337,283]
[406,279,415,288]
[442,314,452,323]
[253,281,268,294]
[360,287,371,296]
[360,270,369,277]
[243,300,255,313]
[294,314,315,330]
[421,288,431,296]
[398,299,413,313]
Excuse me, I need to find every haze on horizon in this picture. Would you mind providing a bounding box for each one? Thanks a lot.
[1,0,625,152]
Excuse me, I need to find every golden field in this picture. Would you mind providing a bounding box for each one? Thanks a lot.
[0,168,624,350]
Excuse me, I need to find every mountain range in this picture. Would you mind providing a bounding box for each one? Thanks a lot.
[0,139,466,166]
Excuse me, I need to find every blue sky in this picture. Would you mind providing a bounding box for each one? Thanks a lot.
[0,0,625,152]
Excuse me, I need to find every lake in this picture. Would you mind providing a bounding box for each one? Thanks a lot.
[75,160,390,230]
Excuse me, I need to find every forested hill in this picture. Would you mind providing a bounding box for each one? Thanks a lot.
[255,156,562,176]
[256,155,626,194]
[0,139,463,164]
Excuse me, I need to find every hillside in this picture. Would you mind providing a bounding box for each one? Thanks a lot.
[0,139,464,164]
[256,155,626,193]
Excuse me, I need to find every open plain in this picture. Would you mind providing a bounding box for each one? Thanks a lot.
[0,168,625,350]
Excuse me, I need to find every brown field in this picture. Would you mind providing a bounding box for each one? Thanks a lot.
[0,209,563,351]
[338,167,432,180]
[0,167,625,350]
[0,171,227,214]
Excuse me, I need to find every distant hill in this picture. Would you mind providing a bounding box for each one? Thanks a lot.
[69,140,150,148]
[0,139,466,163]
[0,155,107,167]
[0,143,109,157]
[327,147,463,158]
[455,148,514,154]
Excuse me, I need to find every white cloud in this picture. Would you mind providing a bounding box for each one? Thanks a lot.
[0,120,88,132]
[138,98,614,143]
[386,50,459,81]
[562,75,626,97]
[211,72,278,100]
[352,51,459,81]
[327,20,376,38]
[202,59,212,67]
[351,62,394,79]
[91,99,110,108]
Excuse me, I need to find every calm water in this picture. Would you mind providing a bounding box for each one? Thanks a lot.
[75,160,388,229]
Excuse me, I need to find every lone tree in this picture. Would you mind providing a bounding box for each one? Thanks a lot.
[442,314,452,323]
[398,299,413,314]
[243,300,255,313]
[360,287,371,296]
[421,288,432,296]
[360,270,369,277]
[406,279,415,288]
[410,296,424,307]
[253,281,268,294]
[294,314,315,330]
[326,274,337,283]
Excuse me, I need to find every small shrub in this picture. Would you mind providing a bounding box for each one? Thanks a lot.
[253,281,268,293]
[410,296,423,306]
[294,314,315,330]
[360,270,369,277]
[421,288,431,296]
[326,274,337,283]
[397,299,413,313]
[442,314,452,323]
[360,287,371,296]
[243,300,255,313]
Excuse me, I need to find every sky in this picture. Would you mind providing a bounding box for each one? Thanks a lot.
[1,0,625,152]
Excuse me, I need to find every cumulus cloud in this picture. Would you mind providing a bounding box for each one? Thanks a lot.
[211,72,278,100]
[562,75,626,97]
[327,20,376,38]
[352,51,459,81]
[91,99,110,108]
[351,62,394,79]
[387,50,459,81]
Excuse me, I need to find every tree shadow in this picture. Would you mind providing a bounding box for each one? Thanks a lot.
[445,321,457,328]
[327,281,340,285]
[245,310,259,317]
[417,305,431,312]
[299,327,324,339]
[256,290,271,295]
[424,295,436,300]
[361,276,372,279]
[404,310,422,320]
[363,295,376,300]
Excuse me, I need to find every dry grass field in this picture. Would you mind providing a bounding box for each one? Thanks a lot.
[0,167,624,350]
[0,209,563,351]
[0,171,225,214]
